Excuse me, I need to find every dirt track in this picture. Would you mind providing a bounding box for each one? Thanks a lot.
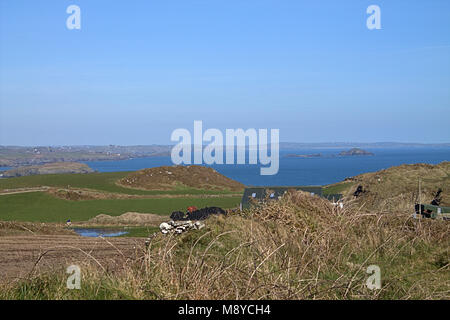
[0,187,241,199]
[0,187,50,196]
[0,235,144,283]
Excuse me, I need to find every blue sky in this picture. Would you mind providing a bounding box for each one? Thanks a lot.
[0,0,449,145]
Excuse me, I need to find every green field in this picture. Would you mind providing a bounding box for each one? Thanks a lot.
[0,192,241,222]
[0,172,239,195]
[119,226,159,237]
[322,181,354,195]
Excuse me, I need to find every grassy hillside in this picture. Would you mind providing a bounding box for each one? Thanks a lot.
[0,192,240,222]
[325,161,449,211]
[0,166,244,224]
[2,191,448,300]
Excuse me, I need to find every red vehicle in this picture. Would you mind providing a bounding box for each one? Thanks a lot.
[187,206,198,213]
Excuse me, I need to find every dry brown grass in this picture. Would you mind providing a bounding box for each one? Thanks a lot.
[338,161,450,211]
[2,191,448,300]
[86,212,168,226]
[117,165,245,191]
[0,221,76,237]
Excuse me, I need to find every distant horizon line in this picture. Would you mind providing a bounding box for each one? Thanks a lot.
[1,142,450,148]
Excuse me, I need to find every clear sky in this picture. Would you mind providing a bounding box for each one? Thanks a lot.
[0,0,449,145]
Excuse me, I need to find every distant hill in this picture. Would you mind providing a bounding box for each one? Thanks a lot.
[118,165,245,192]
[1,162,94,178]
[0,145,172,167]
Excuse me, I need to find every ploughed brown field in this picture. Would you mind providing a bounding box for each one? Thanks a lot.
[0,235,144,282]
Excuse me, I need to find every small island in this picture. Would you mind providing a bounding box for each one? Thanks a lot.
[285,153,322,158]
[338,148,374,156]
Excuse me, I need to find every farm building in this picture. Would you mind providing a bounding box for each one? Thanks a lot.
[240,186,344,210]
[240,186,323,210]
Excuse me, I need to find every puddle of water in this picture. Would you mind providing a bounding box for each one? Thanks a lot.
[72,228,129,238]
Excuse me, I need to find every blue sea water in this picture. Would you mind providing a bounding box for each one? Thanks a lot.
[84,147,450,186]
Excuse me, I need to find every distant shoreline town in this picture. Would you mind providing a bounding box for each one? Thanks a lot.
[0,143,448,167]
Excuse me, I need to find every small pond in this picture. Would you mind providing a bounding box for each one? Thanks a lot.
[72,228,129,238]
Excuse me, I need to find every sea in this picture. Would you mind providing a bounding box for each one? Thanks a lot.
[81,147,450,187]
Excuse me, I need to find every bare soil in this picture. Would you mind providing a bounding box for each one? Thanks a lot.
[85,212,168,225]
[0,235,144,283]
